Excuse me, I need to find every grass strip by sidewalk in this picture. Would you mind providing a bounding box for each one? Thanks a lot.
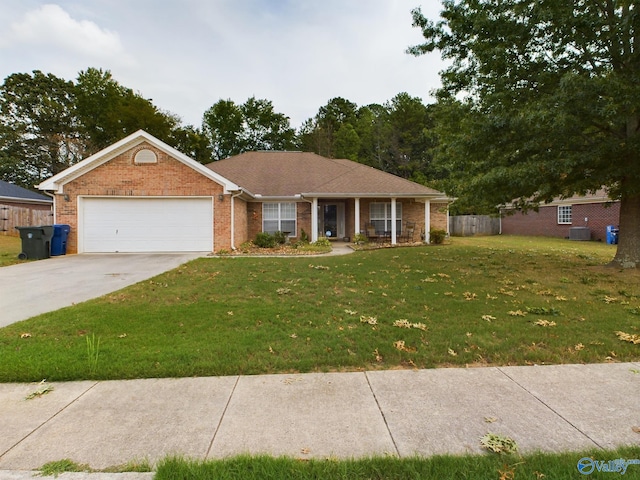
[154,446,640,480]
[1,236,639,382]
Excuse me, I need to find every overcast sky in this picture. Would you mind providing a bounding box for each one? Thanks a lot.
[0,1,445,129]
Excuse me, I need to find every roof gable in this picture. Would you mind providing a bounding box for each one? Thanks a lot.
[0,180,52,204]
[206,151,445,198]
[38,130,239,193]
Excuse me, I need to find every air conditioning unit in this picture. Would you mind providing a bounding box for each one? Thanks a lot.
[569,227,591,241]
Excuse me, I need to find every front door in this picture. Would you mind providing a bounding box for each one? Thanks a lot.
[320,203,345,238]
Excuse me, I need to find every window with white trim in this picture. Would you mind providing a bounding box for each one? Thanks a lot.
[557,205,572,224]
[370,202,402,233]
[263,202,296,235]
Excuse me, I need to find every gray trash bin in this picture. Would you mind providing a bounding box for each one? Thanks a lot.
[15,225,54,260]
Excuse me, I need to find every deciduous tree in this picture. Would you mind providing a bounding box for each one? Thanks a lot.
[410,0,640,268]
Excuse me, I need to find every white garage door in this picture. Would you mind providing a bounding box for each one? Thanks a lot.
[81,197,213,253]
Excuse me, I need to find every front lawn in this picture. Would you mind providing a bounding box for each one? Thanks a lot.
[1,236,638,382]
[0,235,23,267]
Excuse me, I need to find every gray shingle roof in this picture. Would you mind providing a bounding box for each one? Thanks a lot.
[206,152,443,198]
[0,180,52,203]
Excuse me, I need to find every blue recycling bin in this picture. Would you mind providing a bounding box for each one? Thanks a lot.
[51,224,71,256]
[606,225,619,245]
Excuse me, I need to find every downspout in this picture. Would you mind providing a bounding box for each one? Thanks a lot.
[43,191,56,224]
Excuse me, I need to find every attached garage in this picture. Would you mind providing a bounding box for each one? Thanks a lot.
[79,197,214,253]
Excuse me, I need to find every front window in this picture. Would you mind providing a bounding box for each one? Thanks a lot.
[557,205,572,224]
[263,202,296,235]
[370,202,402,233]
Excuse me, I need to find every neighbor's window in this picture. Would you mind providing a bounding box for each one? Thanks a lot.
[557,205,572,224]
[370,202,402,233]
[263,202,296,235]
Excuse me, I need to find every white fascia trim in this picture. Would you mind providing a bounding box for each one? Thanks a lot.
[301,193,445,199]
[37,130,240,193]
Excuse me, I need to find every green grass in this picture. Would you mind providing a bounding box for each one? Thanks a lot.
[0,235,23,266]
[39,457,152,476]
[1,236,639,382]
[154,446,640,479]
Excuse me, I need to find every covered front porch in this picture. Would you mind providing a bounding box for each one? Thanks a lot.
[306,196,446,245]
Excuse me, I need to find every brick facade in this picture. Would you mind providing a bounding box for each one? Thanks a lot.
[501,202,620,241]
[56,142,230,253]
[46,133,450,253]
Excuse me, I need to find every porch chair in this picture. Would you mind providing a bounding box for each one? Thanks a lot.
[399,222,416,243]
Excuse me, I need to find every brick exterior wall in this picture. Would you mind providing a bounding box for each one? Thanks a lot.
[501,202,620,241]
[56,142,229,253]
[54,140,450,252]
[358,198,448,238]
[243,198,448,244]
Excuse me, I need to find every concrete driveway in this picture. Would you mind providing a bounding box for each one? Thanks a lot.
[0,253,205,328]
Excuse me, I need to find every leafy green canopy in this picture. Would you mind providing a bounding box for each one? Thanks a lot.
[410,0,640,267]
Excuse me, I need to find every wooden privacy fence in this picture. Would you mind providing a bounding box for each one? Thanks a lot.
[450,215,500,236]
[0,204,54,236]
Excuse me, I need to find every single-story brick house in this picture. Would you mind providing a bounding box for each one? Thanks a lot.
[500,190,620,242]
[0,179,53,236]
[37,130,450,254]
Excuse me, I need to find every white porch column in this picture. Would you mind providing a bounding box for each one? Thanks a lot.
[424,200,431,244]
[311,197,318,242]
[391,197,397,245]
[354,197,360,238]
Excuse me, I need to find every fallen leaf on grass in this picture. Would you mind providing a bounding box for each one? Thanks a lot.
[463,291,477,301]
[20,333,31,338]
[482,315,496,322]
[360,315,377,325]
[508,310,527,317]
[616,331,640,344]
[448,348,457,357]
[498,464,516,480]
[373,348,383,362]
[393,340,416,352]
[534,320,556,327]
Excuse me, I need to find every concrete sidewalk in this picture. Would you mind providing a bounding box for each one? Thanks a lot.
[1,363,639,478]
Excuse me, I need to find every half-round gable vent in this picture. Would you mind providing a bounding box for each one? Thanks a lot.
[134,149,158,164]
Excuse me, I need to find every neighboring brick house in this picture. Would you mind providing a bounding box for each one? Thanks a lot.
[500,191,620,242]
[0,180,53,236]
[38,130,450,254]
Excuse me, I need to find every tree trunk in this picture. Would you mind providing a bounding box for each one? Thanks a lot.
[610,193,640,268]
